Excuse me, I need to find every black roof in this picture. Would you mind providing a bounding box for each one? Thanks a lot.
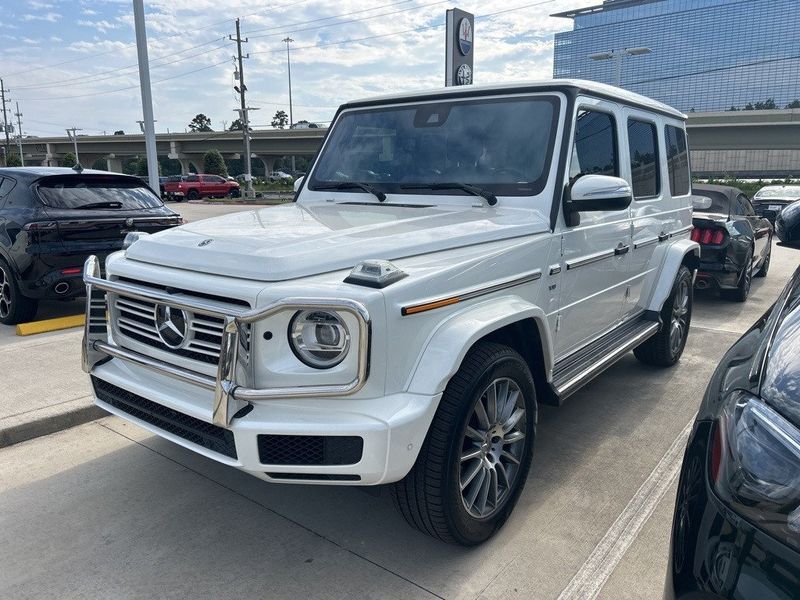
[0,167,132,183]
[692,183,743,202]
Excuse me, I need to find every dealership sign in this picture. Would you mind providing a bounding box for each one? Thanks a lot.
[445,8,474,86]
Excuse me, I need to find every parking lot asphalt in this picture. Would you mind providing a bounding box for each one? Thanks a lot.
[1,203,798,599]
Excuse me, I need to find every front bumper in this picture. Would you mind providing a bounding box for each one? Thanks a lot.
[82,255,437,485]
[90,357,439,485]
[665,421,800,599]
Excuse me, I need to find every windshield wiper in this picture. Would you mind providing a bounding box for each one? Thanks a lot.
[74,201,124,210]
[400,183,497,206]
[313,182,386,202]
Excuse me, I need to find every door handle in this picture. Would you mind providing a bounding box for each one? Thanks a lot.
[615,243,630,256]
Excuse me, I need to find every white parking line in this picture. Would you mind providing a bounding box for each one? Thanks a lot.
[556,417,694,600]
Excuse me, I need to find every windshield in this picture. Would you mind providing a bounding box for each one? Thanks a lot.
[36,176,164,210]
[309,95,560,197]
[754,186,800,200]
[693,190,729,214]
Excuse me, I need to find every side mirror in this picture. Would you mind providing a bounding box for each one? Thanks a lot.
[564,175,632,226]
[776,201,800,245]
[692,195,713,210]
[293,176,305,193]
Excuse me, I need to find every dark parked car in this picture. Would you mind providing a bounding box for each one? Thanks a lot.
[666,265,800,599]
[691,184,772,302]
[0,167,182,324]
[752,184,800,224]
[776,199,800,246]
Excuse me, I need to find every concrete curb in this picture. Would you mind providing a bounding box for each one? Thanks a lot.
[0,397,107,448]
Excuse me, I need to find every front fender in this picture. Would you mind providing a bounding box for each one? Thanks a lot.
[405,296,554,396]
[643,238,700,313]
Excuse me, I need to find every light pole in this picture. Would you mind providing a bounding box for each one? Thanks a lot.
[133,0,160,193]
[282,37,295,173]
[14,102,23,166]
[588,47,651,87]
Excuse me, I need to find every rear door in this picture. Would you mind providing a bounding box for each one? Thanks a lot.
[737,194,771,260]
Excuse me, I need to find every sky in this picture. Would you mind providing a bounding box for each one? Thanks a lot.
[0,0,597,137]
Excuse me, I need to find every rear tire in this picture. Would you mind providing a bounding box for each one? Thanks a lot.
[392,341,536,545]
[721,251,753,302]
[634,265,692,367]
[0,259,38,326]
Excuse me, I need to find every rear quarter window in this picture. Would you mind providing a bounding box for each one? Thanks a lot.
[665,125,690,196]
[35,176,164,210]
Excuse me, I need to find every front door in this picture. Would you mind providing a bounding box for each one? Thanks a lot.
[554,102,632,359]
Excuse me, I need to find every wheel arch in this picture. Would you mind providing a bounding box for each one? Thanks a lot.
[644,239,700,313]
[406,296,555,404]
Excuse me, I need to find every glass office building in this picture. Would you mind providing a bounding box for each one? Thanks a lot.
[552,0,800,112]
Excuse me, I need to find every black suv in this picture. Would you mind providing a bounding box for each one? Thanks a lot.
[0,167,182,324]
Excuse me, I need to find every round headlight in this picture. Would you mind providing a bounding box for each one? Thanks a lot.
[289,310,351,369]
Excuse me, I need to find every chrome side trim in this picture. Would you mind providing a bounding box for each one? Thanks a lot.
[565,249,615,270]
[633,236,659,249]
[401,270,542,316]
[555,322,659,397]
[83,256,371,428]
[670,225,693,237]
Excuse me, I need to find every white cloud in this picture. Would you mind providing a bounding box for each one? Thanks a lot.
[49,36,63,42]
[76,19,123,34]
[82,8,98,16]
[28,1,55,9]
[22,11,61,22]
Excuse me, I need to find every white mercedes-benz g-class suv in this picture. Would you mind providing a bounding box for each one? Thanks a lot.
[82,80,700,545]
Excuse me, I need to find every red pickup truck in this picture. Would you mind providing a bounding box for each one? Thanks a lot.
[163,174,240,201]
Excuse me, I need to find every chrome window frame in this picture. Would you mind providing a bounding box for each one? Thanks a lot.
[81,255,370,428]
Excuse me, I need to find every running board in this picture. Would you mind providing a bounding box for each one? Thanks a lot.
[551,316,660,401]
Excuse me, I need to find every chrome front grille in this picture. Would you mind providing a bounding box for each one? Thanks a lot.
[111,284,251,367]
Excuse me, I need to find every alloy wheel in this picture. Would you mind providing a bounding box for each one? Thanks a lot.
[0,265,12,320]
[670,278,690,356]
[459,377,527,519]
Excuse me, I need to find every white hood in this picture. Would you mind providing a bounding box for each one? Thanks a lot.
[124,202,549,281]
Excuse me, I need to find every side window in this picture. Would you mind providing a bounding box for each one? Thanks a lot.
[0,177,16,208]
[186,175,199,182]
[627,119,659,199]
[665,125,690,196]
[569,109,618,183]
[737,195,755,216]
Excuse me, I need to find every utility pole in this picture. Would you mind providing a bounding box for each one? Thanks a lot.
[282,37,295,173]
[65,127,83,165]
[133,0,160,193]
[231,18,254,197]
[14,102,23,166]
[0,79,10,161]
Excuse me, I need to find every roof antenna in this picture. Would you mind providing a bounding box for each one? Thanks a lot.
[72,163,83,173]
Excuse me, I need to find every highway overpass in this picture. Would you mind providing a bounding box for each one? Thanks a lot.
[13,109,800,179]
[16,128,327,175]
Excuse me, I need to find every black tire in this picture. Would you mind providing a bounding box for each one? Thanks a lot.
[186,189,199,201]
[0,259,38,326]
[721,251,753,302]
[634,265,692,367]
[392,341,537,545]
[755,242,771,278]
[229,188,240,198]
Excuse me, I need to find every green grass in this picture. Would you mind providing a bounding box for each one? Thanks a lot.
[698,177,799,196]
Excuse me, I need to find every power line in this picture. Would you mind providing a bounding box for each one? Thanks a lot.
[11,37,230,90]
[244,0,415,36]
[1,0,309,80]
[248,0,449,40]
[17,59,231,101]
[627,53,800,86]
[250,0,560,55]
